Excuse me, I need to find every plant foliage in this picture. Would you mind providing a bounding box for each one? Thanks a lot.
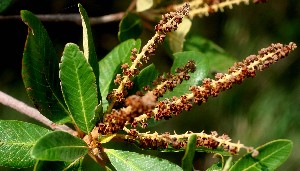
[0,1,297,171]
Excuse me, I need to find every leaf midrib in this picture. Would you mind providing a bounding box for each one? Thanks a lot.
[244,143,290,170]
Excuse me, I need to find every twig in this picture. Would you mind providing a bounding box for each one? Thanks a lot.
[0,91,77,136]
[127,0,137,12]
[0,12,125,25]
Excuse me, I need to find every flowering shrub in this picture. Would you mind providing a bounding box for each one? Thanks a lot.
[0,1,297,170]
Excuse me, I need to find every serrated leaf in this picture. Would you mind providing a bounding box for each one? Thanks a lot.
[118,12,143,42]
[98,39,141,111]
[31,131,88,162]
[21,10,70,124]
[181,134,197,171]
[34,159,83,171]
[0,120,51,168]
[161,51,209,99]
[60,43,98,133]
[78,4,100,103]
[167,17,192,53]
[229,139,293,171]
[129,64,159,95]
[0,0,13,12]
[183,35,236,73]
[105,149,183,171]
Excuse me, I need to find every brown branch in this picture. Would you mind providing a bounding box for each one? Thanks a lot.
[0,91,77,136]
[0,12,125,25]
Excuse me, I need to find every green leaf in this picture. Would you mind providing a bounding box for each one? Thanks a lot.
[183,35,236,73]
[60,43,98,134]
[78,4,100,103]
[98,39,141,111]
[94,103,103,121]
[129,64,159,94]
[206,162,223,171]
[34,159,83,171]
[0,0,12,12]
[0,120,51,168]
[31,131,88,162]
[118,12,143,42]
[167,17,192,53]
[229,139,293,171]
[105,149,183,171]
[161,51,209,99]
[21,10,70,124]
[136,0,153,12]
[181,134,197,171]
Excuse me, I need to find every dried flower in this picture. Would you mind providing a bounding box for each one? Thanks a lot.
[134,42,297,123]
[173,0,251,18]
[123,128,257,155]
[150,60,196,98]
[99,92,157,134]
[109,3,190,106]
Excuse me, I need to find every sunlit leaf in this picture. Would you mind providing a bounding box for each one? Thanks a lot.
[229,139,293,171]
[60,43,98,133]
[31,131,88,162]
[0,120,51,168]
[105,149,183,171]
[136,0,153,12]
[78,4,101,103]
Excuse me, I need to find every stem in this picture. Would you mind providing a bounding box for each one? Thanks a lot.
[0,91,77,135]
[0,12,124,25]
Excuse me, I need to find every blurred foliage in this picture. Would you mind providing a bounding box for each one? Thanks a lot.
[0,0,299,170]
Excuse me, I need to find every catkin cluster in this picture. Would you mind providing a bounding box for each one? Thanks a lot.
[88,1,297,159]
[124,129,257,155]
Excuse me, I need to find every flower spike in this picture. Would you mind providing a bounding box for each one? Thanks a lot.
[110,3,190,105]
[134,42,297,124]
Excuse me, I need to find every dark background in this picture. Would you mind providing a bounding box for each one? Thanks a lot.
[0,0,299,170]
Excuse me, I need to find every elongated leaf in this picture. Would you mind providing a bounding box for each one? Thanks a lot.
[183,35,236,73]
[229,139,293,171]
[0,0,13,12]
[105,149,183,171]
[161,51,209,99]
[31,131,88,162]
[78,4,100,103]
[118,12,143,42]
[0,120,51,168]
[34,159,83,171]
[98,39,141,111]
[21,10,70,124]
[181,134,197,171]
[60,43,98,133]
